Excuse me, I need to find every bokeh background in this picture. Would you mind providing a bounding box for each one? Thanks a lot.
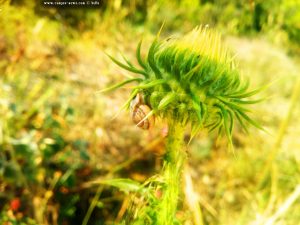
[1,0,300,224]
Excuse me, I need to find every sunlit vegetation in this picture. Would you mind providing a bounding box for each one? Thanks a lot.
[1,0,300,225]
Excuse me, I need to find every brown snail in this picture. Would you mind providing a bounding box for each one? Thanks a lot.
[130,93,155,129]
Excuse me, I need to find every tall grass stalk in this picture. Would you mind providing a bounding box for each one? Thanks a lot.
[260,77,300,186]
[183,165,204,225]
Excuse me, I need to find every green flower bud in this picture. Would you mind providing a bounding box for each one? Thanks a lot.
[105,26,264,142]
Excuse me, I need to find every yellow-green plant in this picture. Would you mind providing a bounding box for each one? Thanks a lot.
[103,26,263,225]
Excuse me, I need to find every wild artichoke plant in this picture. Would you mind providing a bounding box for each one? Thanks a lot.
[103,26,262,224]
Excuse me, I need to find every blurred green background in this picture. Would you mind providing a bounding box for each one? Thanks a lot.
[0,0,300,224]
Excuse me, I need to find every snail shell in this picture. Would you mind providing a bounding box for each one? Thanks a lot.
[130,93,155,129]
[130,93,143,112]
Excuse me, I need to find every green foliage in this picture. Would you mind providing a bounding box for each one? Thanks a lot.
[0,5,91,221]
[281,0,300,44]
[145,0,300,50]
[93,178,142,194]
[0,210,39,225]
[0,70,89,223]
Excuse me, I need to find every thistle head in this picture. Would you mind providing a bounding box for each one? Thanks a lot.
[104,26,263,143]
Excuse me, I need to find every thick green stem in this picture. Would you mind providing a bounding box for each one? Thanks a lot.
[157,120,186,225]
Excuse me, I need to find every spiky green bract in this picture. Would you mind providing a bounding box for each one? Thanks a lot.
[108,26,262,142]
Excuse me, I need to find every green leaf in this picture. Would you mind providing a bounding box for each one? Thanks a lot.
[123,89,140,110]
[132,79,166,90]
[234,111,249,133]
[216,96,251,112]
[207,115,223,133]
[109,89,139,121]
[228,109,234,135]
[157,92,176,110]
[235,109,266,132]
[97,78,142,93]
[92,178,142,194]
[228,88,263,98]
[106,53,148,77]
[136,40,148,71]
[220,106,233,146]
[136,110,154,128]
[183,62,202,81]
[231,98,266,104]
[192,100,202,121]
[121,53,134,67]
[226,80,276,98]
[147,40,163,79]
[189,123,202,144]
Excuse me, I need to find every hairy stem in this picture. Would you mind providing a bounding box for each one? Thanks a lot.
[157,120,186,225]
